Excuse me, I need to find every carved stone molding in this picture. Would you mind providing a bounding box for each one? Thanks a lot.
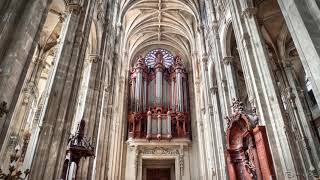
[210,85,218,94]
[66,1,82,14]
[137,146,185,175]
[89,54,101,63]
[140,147,179,156]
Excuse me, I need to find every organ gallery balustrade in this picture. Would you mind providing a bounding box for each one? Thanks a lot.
[128,50,190,140]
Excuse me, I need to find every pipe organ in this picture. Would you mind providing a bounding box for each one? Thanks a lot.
[128,51,190,140]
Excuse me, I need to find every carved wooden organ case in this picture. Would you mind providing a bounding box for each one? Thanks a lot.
[225,99,276,180]
[128,51,190,140]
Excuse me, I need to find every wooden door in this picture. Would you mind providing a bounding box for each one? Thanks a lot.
[146,168,171,180]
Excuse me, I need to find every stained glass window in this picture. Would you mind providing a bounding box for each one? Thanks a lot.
[145,48,174,68]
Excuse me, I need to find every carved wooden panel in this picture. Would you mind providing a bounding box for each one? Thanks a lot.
[225,99,276,180]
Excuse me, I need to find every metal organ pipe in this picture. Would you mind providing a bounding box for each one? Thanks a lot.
[167,111,172,139]
[155,53,164,109]
[129,52,189,140]
[130,78,135,112]
[157,113,162,139]
[147,111,152,139]
[171,79,175,111]
[135,72,142,112]
[175,57,184,112]
[133,56,146,112]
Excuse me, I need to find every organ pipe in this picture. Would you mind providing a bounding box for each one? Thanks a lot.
[155,52,164,109]
[147,111,152,139]
[128,51,190,140]
[157,113,162,139]
[167,111,172,139]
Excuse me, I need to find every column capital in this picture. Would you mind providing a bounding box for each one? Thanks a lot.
[197,24,205,32]
[89,54,101,63]
[241,32,252,49]
[210,85,218,94]
[66,1,82,14]
[242,7,257,18]
[222,56,234,65]
[202,54,208,63]
[116,22,122,32]
[58,14,66,23]
[282,59,295,70]
[212,20,219,33]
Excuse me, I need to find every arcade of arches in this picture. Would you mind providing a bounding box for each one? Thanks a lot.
[0,0,320,179]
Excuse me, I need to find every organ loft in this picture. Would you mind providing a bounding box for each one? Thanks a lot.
[0,0,320,180]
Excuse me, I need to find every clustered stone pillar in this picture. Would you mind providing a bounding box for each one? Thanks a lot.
[28,0,97,179]
[223,56,238,103]
[227,0,320,178]
[0,0,53,149]
[283,60,320,176]
[277,0,320,106]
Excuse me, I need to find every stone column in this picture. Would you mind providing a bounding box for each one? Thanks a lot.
[228,0,304,178]
[199,23,222,179]
[283,60,320,176]
[277,0,320,106]
[0,0,53,149]
[209,21,230,119]
[74,55,102,179]
[107,22,128,179]
[29,0,97,179]
[223,56,239,103]
[190,52,209,180]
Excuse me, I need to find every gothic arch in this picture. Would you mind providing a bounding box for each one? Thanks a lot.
[223,19,234,58]
[88,20,99,55]
[119,0,202,71]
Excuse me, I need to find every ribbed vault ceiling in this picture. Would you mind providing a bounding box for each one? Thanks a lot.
[119,0,201,65]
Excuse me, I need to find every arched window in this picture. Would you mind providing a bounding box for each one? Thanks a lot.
[145,48,174,68]
[128,49,190,140]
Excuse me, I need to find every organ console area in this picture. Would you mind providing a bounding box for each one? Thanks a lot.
[127,49,190,140]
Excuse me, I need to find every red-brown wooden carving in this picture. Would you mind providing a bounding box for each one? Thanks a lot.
[225,99,276,180]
